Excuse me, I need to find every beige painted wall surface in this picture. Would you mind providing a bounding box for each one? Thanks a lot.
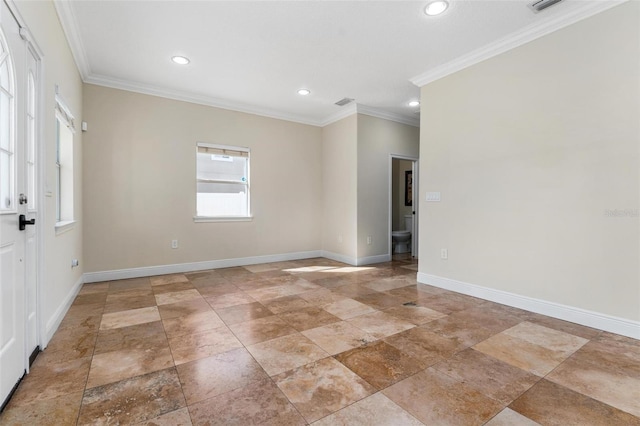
[357,114,419,259]
[419,2,640,321]
[321,115,358,260]
[82,84,322,272]
[15,0,84,336]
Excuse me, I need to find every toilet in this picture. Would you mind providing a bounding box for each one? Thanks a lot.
[392,214,413,254]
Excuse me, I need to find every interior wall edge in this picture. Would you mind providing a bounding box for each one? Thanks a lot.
[417,272,640,340]
[43,275,84,348]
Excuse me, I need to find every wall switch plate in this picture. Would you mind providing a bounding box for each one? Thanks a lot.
[441,248,448,259]
[367,236,372,245]
[171,240,178,249]
[426,192,441,202]
[71,259,79,268]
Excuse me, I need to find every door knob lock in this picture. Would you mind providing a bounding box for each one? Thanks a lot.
[19,193,28,205]
[19,214,35,231]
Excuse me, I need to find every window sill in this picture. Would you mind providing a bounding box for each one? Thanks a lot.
[55,220,76,235]
[193,216,253,223]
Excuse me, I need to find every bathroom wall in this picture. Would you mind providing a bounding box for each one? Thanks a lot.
[15,0,85,341]
[321,115,358,262]
[82,84,323,273]
[418,1,639,323]
[357,114,419,261]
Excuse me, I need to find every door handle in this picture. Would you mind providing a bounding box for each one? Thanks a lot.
[19,214,35,231]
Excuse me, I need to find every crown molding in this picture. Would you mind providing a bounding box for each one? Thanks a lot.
[53,0,91,79]
[85,74,323,126]
[410,0,628,87]
[356,105,420,128]
[319,103,358,126]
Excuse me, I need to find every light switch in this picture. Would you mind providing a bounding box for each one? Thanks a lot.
[426,192,441,202]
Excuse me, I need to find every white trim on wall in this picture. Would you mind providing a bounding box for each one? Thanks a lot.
[321,251,391,267]
[410,0,628,87]
[44,275,84,348]
[84,251,323,283]
[417,272,640,340]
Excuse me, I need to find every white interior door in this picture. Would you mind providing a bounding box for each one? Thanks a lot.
[411,160,418,258]
[0,0,32,408]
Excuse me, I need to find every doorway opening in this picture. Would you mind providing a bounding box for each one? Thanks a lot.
[389,155,418,261]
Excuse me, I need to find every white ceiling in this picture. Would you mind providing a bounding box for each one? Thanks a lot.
[54,0,623,127]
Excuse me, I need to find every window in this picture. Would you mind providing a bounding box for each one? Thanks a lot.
[55,95,74,226]
[196,143,250,219]
[0,32,14,212]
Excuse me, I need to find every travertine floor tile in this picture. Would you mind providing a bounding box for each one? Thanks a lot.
[0,391,83,425]
[347,311,415,339]
[278,306,341,331]
[205,292,255,309]
[162,310,225,338]
[383,367,503,425]
[275,357,376,423]
[228,315,297,345]
[302,321,376,355]
[335,340,426,390]
[509,379,640,426]
[383,304,446,325]
[485,408,541,426]
[474,322,587,376]
[86,346,174,389]
[176,348,267,405]
[246,333,329,376]
[215,301,272,325]
[322,298,377,320]
[168,326,242,365]
[100,306,161,330]
[94,320,167,355]
[312,392,423,426]
[262,295,313,314]
[136,407,192,425]
[149,274,189,286]
[157,298,212,320]
[384,327,463,366]
[433,348,539,404]
[151,281,195,295]
[78,368,185,425]
[188,378,305,426]
[155,289,202,306]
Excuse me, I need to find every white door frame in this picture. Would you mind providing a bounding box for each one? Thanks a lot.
[388,154,419,258]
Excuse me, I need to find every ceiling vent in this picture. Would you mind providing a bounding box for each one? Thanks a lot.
[335,97,355,107]
[528,0,564,13]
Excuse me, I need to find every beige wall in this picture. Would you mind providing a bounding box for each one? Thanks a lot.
[321,115,358,260]
[15,0,84,337]
[419,2,639,321]
[357,114,419,259]
[82,84,322,272]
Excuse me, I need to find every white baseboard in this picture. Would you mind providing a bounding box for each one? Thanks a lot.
[356,253,391,266]
[43,275,84,348]
[417,272,640,340]
[320,251,391,266]
[320,251,357,266]
[83,250,323,283]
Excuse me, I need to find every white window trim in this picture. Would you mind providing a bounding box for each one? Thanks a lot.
[195,142,251,220]
[54,219,76,235]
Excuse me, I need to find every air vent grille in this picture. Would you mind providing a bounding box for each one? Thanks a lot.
[528,0,563,13]
[335,97,355,107]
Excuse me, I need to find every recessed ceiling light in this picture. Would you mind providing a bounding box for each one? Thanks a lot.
[171,56,190,65]
[297,88,311,96]
[424,0,449,16]
[409,101,420,107]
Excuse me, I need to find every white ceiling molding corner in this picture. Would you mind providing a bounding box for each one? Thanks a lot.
[319,103,358,127]
[410,0,628,87]
[356,105,420,128]
[84,73,323,127]
[53,0,91,79]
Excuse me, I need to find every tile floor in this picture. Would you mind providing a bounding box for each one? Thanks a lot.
[1,256,639,425]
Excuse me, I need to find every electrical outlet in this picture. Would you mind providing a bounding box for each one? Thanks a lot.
[71,259,79,268]
[441,248,448,259]
[171,240,179,249]
[367,236,372,245]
